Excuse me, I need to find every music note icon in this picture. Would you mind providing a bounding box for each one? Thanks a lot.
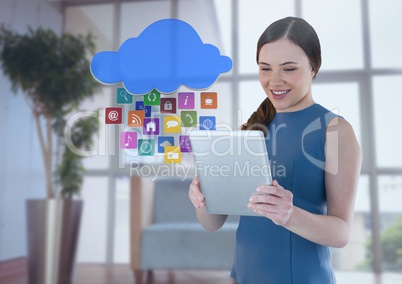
[120,132,137,149]
[125,135,132,147]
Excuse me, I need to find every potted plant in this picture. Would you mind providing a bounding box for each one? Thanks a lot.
[0,25,100,283]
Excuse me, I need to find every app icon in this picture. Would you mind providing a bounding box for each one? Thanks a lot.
[164,116,181,133]
[153,114,166,135]
[164,146,182,164]
[138,139,154,156]
[178,92,195,109]
[135,101,152,117]
[144,89,160,106]
[180,111,197,127]
[105,107,122,124]
[199,116,216,130]
[158,136,174,153]
[116,88,133,104]
[200,92,217,109]
[160,98,176,114]
[120,132,137,149]
[128,110,145,127]
[179,135,192,152]
[143,118,160,135]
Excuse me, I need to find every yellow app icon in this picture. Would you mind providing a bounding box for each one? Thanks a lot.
[164,116,181,133]
[164,146,182,164]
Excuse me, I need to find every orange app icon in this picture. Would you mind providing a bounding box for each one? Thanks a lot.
[201,92,218,109]
[128,110,145,127]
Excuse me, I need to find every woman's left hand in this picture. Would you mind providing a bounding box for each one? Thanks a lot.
[247,180,294,226]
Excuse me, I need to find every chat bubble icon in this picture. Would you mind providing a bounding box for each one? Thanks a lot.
[166,120,179,128]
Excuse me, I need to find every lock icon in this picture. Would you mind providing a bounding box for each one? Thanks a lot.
[161,98,176,113]
[164,101,172,111]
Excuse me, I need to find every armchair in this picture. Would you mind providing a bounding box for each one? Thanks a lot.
[130,174,238,277]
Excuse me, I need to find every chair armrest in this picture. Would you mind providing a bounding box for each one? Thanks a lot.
[130,175,155,270]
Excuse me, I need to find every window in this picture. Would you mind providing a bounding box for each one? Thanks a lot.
[65,1,402,274]
[238,0,295,74]
[120,1,171,43]
[378,175,402,271]
[331,175,371,270]
[373,76,402,168]
[369,0,402,69]
[76,177,109,262]
[65,5,113,170]
[213,0,232,60]
[312,82,361,144]
[238,80,264,124]
[303,0,364,70]
[114,176,130,263]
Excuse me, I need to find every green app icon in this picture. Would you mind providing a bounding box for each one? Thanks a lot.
[138,139,155,156]
[144,89,160,106]
[181,111,197,127]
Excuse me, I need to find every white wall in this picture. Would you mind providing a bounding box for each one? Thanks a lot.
[0,0,62,261]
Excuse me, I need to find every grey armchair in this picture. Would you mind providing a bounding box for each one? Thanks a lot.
[130,174,238,280]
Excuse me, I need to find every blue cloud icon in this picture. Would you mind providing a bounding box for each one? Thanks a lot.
[90,19,233,95]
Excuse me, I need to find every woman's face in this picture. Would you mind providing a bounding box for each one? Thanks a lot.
[258,39,315,112]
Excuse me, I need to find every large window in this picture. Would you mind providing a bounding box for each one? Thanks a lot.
[64,0,402,274]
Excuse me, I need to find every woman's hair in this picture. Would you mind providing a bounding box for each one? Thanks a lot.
[241,17,321,135]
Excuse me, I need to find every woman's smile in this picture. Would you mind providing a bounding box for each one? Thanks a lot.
[271,89,291,100]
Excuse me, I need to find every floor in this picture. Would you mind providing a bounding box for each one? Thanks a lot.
[2,263,402,284]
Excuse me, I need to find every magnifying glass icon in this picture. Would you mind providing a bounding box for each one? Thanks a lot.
[120,90,128,101]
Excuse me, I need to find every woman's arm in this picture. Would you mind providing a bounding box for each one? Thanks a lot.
[247,117,362,248]
[188,125,248,232]
[189,176,228,232]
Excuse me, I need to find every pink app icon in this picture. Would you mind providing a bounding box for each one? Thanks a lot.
[120,132,137,149]
[178,92,195,109]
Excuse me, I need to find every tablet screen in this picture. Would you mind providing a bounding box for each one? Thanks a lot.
[189,130,272,216]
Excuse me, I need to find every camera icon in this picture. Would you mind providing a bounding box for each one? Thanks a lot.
[164,146,182,164]
[167,152,179,159]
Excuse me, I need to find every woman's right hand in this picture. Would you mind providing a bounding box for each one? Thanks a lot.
[189,176,228,231]
[189,176,205,208]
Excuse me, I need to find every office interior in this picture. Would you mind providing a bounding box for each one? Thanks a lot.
[0,0,402,283]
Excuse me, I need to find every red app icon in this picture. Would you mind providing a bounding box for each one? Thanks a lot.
[105,107,122,124]
[160,98,177,114]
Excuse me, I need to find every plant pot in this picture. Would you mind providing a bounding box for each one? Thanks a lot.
[26,199,83,284]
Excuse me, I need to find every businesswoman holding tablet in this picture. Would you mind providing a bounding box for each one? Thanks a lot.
[189,17,361,284]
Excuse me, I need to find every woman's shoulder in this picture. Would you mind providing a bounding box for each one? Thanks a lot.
[327,116,355,137]
[313,103,339,118]
[311,104,346,129]
[326,115,360,159]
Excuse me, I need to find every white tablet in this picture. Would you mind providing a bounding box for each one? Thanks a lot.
[189,130,272,216]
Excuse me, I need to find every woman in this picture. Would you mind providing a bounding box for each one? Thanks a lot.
[189,17,361,283]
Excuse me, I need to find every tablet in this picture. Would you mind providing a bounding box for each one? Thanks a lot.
[189,130,272,216]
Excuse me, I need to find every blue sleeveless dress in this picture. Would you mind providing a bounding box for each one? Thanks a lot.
[231,104,338,284]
